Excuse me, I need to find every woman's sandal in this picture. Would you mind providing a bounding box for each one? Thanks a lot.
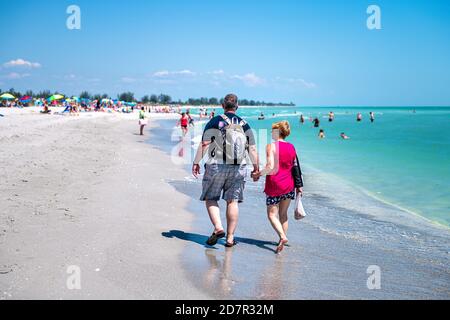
[206,230,226,246]
[225,240,238,248]
[276,239,289,254]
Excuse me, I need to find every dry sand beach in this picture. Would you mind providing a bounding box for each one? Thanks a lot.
[0,109,210,299]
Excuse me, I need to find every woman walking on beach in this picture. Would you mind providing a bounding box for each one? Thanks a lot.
[177,112,189,136]
[139,107,148,136]
[253,121,303,254]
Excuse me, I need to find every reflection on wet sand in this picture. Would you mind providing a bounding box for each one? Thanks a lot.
[202,246,296,300]
[254,254,288,300]
[203,248,235,298]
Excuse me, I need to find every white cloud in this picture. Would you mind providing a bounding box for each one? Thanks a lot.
[153,70,170,77]
[152,70,196,77]
[177,69,196,76]
[275,77,317,89]
[121,77,137,83]
[4,58,41,69]
[211,70,225,75]
[5,72,31,79]
[232,73,266,87]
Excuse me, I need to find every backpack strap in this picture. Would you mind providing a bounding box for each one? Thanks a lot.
[221,114,247,127]
[220,114,231,125]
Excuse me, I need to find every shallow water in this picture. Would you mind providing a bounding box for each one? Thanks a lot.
[190,106,450,227]
[150,117,450,300]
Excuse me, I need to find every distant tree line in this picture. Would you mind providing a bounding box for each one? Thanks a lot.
[1,88,295,106]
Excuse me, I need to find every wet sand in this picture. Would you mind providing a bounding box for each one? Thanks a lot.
[153,119,450,300]
[0,110,210,299]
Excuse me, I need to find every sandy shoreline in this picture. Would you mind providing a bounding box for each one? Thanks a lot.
[1,109,449,300]
[0,110,209,299]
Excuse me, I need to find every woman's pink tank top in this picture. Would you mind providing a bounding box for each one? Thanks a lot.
[264,141,297,197]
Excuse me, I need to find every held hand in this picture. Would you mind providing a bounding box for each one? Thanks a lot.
[251,170,261,182]
[296,187,303,197]
[192,164,201,178]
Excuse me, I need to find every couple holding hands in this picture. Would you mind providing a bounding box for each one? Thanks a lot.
[192,94,304,254]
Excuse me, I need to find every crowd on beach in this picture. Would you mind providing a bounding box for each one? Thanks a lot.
[0,95,196,116]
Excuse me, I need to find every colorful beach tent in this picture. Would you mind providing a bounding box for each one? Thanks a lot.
[0,93,16,100]
[47,94,64,102]
[19,96,33,103]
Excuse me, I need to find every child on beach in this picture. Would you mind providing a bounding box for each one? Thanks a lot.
[253,121,303,254]
[186,110,195,127]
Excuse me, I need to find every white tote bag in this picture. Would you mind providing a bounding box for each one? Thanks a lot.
[294,195,306,220]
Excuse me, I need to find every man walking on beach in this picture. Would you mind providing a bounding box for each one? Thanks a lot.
[192,94,259,247]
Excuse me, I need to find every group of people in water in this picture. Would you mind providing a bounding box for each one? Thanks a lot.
[300,110,376,140]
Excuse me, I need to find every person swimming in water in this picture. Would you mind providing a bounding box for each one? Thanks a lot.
[313,117,320,128]
[258,112,265,120]
[300,114,305,124]
[318,129,325,139]
[328,111,334,122]
[340,132,350,140]
[370,112,375,123]
[357,113,362,122]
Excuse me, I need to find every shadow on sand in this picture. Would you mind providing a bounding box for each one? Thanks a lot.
[162,230,277,253]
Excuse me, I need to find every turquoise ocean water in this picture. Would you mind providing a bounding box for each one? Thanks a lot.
[195,106,450,227]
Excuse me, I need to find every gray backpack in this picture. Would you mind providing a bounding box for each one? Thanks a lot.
[220,114,248,165]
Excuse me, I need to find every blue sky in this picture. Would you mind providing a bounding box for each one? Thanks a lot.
[0,0,449,105]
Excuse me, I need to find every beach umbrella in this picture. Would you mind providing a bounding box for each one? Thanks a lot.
[20,96,32,101]
[48,94,64,102]
[72,96,80,102]
[0,93,16,100]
